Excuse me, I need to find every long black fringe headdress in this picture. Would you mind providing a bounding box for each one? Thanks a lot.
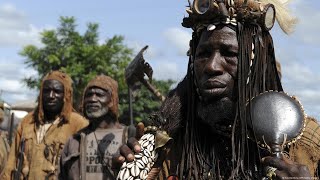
[172,0,296,179]
[181,25,283,179]
[149,0,297,179]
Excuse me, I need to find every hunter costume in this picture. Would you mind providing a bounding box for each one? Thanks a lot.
[1,71,88,180]
[59,75,129,180]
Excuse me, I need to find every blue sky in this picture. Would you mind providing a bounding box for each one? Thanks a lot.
[0,0,319,119]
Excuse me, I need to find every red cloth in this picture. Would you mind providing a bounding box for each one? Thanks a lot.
[167,175,179,180]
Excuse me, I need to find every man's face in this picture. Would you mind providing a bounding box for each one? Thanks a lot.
[194,26,238,102]
[84,87,111,119]
[194,26,238,127]
[42,79,64,115]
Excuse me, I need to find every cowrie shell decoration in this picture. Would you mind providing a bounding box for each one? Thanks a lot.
[207,24,216,31]
[117,133,157,180]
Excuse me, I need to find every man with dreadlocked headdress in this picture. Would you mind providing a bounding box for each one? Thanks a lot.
[115,0,320,179]
[1,71,88,180]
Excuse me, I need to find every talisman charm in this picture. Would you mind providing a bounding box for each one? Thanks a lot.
[117,128,172,180]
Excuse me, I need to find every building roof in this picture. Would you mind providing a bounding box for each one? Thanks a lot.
[11,100,37,112]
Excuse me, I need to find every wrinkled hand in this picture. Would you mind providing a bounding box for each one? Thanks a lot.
[261,154,311,179]
[112,122,145,169]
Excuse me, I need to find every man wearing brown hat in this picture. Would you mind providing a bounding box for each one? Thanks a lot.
[59,75,129,180]
[1,71,88,180]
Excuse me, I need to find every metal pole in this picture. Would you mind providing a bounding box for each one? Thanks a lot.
[128,88,133,125]
[8,112,15,146]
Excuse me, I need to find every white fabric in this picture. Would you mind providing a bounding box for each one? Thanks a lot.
[36,117,61,144]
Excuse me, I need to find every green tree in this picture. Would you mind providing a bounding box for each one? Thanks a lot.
[20,16,174,124]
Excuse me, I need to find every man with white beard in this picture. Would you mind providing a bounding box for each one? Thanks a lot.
[60,75,129,180]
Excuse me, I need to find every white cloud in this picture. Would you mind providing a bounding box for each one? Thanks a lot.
[292,89,320,119]
[163,27,191,56]
[283,63,320,85]
[0,78,37,104]
[152,60,186,82]
[295,90,320,104]
[1,92,37,107]
[291,0,320,45]
[0,4,27,30]
[126,40,162,60]
[0,58,38,79]
[0,57,38,104]
[0,79,25,92]
[0,3,52,47]
[0,3,49,104]
[281,62,320,120]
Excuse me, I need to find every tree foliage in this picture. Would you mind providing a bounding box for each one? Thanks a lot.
[20,16,174,124]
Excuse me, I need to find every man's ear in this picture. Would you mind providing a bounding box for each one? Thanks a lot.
[107,98,113,109]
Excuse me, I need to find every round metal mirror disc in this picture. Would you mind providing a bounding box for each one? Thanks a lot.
[194,0,210,14]
[249,91,304,145]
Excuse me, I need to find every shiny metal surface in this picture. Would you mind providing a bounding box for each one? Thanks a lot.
[248,91,305,146]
